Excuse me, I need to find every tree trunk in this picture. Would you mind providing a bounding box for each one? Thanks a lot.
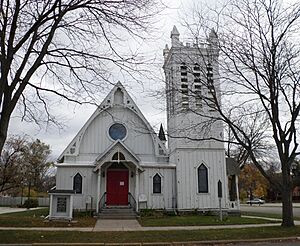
[27,181,31,209]
[281,170,294,227]
[0,108,13,155]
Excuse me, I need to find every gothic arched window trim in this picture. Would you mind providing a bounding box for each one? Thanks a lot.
[73,173,82,194]
[153,173,162,194]
[197,164,208,193]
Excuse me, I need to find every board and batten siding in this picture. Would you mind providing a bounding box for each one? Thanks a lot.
[78,107,156,162]
[56,166,98,210]
[139,167,176,209]
[175,149,228,210]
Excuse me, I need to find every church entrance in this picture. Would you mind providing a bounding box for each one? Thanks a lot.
[106,163,129,206]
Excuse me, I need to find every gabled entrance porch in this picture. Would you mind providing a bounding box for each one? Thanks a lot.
[93,140,143,214]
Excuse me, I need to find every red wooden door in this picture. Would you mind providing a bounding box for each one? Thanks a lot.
[106,170,129,205]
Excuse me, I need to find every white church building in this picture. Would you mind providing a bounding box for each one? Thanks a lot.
[49,26,240,220]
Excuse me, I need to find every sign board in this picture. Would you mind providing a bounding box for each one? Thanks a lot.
[85,196,92,204]
[218,180,222,198]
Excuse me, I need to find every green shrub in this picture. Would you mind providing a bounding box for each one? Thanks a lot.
[21,199,38,208]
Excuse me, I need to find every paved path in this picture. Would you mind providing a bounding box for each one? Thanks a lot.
[93,219,142,231]
[0,207,41,215]
[0,218,292,232]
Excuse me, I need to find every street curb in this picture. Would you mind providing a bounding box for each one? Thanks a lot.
[0,237,299,246]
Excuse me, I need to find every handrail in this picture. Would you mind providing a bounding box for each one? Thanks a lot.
[128,192,137,211]
[98,192,106,212]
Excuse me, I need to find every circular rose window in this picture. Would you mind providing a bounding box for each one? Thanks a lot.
[109,123,127,140]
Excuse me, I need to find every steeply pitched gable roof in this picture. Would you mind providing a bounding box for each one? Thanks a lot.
[58,81,167,161]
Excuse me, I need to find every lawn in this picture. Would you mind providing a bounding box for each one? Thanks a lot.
[0,208,96,227]
[139,214,274,227]
[0,226,300,244]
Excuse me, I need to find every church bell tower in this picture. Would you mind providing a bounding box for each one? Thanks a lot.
[163,26,228,210]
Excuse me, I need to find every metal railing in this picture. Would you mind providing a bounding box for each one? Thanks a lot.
[98,192,106,212]
[128,192,137,211]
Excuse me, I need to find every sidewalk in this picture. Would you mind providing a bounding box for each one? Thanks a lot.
[0,216,295,232]
[241,203,300,208]
[0,223,283,232]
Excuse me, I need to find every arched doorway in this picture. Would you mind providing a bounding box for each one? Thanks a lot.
[106,162,129,206]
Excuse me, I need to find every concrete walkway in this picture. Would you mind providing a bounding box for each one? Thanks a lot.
[0,217,294,232]
[93,219,142,231]
[93,220,283,231]
[0,207,42,215]
[0,222,283,232]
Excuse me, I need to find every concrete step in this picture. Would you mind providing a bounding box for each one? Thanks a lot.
[98,214,137,220]
[101,209,134,214]
[98,206,137,219]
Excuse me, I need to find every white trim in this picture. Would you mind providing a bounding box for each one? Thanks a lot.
[94,140,143,172]
[49,194,53,217]
[175,147,226,151]
[135,168,139,212]
[141,164,176,169]
[56,163,95,167]
[69,195,73,219]
[96,170,101,213]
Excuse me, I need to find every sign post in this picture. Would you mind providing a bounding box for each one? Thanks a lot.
[218,180,223,221]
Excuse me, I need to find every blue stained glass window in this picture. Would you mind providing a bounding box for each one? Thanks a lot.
[109,123,127,140]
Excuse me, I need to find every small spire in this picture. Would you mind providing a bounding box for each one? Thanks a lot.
[171,25,180,37]
[170,25,180,47]
[158,124,166,141]
[163,44,169,60]
[116,81,123,86]
[209,28,218,39]
[207,28,218,47]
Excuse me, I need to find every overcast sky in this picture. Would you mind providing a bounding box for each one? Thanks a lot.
[8,0,209,159]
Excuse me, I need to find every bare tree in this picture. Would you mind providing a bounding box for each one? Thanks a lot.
[0,135,53,195]
[169,0,300,226]
[0,135,26,193]
[0,0,159,154]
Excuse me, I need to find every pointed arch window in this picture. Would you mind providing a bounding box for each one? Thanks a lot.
[198,164,208,193]
[73,173,82,194]
[153,174,162,194]
[112,151,125,161]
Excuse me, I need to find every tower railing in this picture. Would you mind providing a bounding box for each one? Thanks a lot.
[128,192,136,211]
[98,192,106,212]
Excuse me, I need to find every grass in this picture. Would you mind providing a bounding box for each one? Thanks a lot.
[0,226,300,243]
[0,208,96,227]
[139,214,274,227]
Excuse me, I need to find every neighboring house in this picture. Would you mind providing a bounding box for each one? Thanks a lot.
[49,26,239,220]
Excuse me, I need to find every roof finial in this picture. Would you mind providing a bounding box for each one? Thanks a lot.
[163,44,169,60]
[207,28,218,46]
[158,124,166,142]
[170,25,180,47]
